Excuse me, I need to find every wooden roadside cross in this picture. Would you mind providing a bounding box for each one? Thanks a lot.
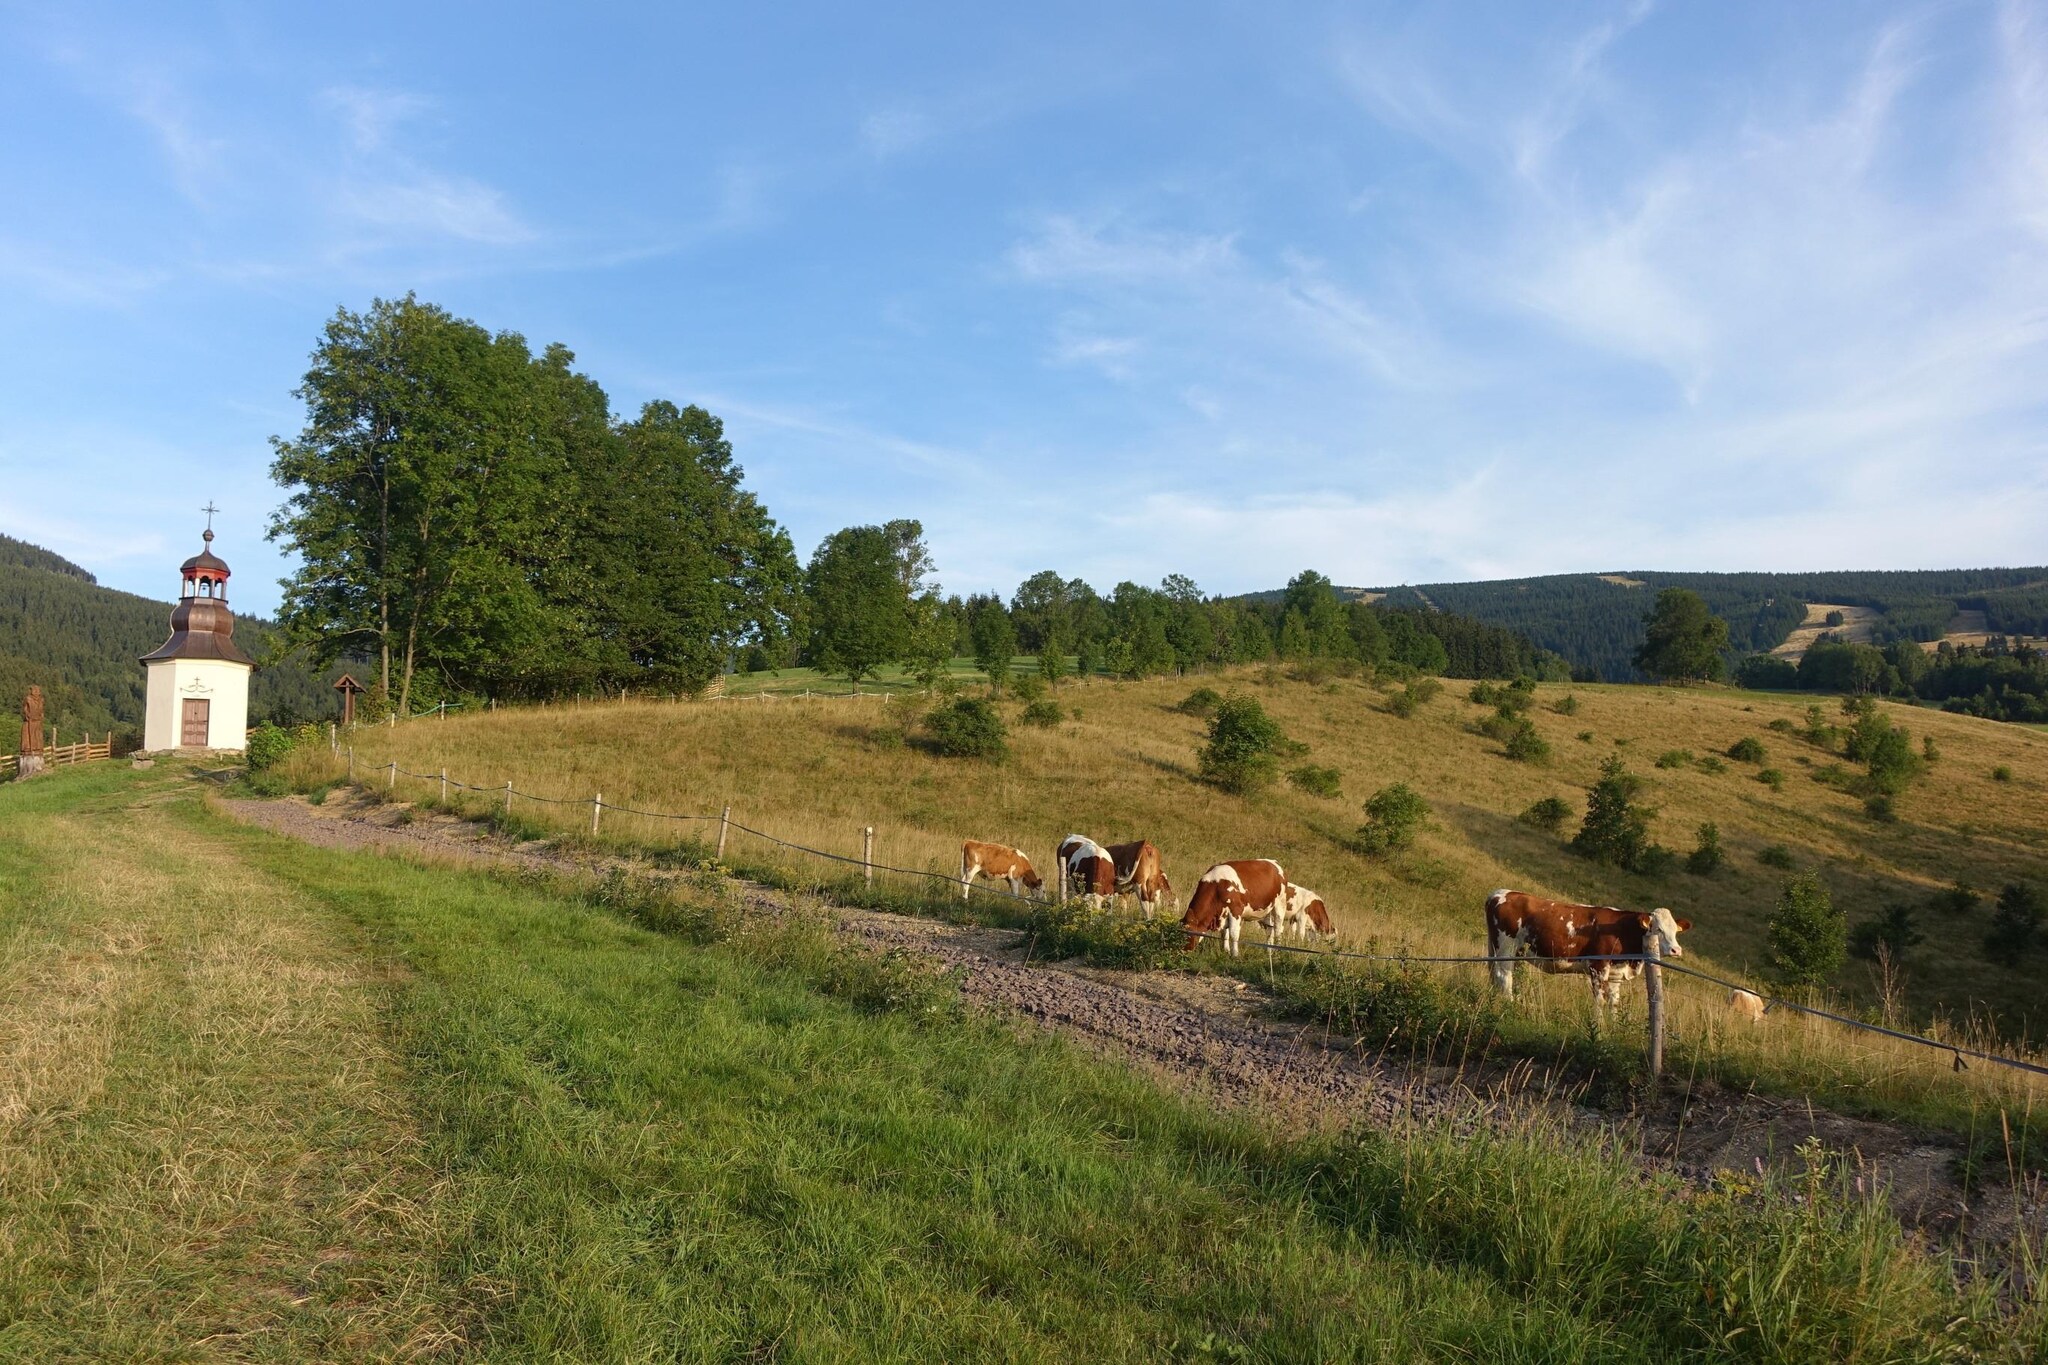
[333,673,365,727]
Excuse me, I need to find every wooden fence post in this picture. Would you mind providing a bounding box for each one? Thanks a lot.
[863,826,874,886]
[387,761,396,791]
[440,768,448,803]
[504,780,513,814]
[1055,849,1067,905]
[717,805,731,861]
[1644,936,1665,1080]
[592,793,603,836]
[347,747,354,779]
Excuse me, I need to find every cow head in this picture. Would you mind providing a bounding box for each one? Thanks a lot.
[1022,867,1044,891]
[1642,907,1690,957]
[1302,895,1335,938]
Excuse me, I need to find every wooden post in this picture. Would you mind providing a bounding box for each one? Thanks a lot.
[329,723,337,753]
[863,826,874,886]
[440,768,448,803]
[592,793,603,836]
[717,805,731,861]
[387,761,396,791]
[1055,849,1067,905]
[347,747,354,779]
[504,780,513,814]
[1644,935,1665,1080]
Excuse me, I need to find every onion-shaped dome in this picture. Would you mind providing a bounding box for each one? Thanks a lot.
[141,528,253,665]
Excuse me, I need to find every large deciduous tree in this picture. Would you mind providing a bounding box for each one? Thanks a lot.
[1633,588,1729,683]
[804,525,913,689]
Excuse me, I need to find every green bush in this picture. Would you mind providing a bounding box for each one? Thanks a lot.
[1502,721,1550,764]
[1019,699,1064,728]
[1983,882,2043,967]
[1176,686,1223,717]
[1930,881,1980,915]
[1356,782,1429,857]
[1520,795,1573,831]
[924,697,1008,760]
[1655,749,1693,770]
[1552,694,1579,716]
[1686,822,1723,876]
[1766,717,1797,735]
[1863,793,1897,822]
[1406,677,1443,703]
[1198,694,1291,794]
[1921,735,1939,763]
[1287,764,1343,799]
[245,723,297,772]
[1570,757,1655,872]
[1636,844,1679,878]
[1009,674,1048,704]
[1757,843,1796,870]
[1849,904,1923,963]
[1694,755,1726,775]
[1727,736,1767,764]
[1757,768,1786,790]
[1022,900,1183,971]
[1387,690,1419,719]
[1577,730,1595,743]
[1768,872,1845,989]
[1992,765,2014,782]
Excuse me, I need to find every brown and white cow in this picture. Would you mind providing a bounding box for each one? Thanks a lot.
[1106,840,1175,918]
[1484,888,1690,1007]
[1728,988,1767,1024]
[959,840,1044,901]
[1180,859,1289,956]
[1278,884,1336,944]
[1058,834,1118,909]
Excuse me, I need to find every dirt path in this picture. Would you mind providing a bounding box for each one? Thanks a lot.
[222,787,2044,1264]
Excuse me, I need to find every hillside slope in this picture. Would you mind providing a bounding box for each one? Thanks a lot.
[1358,567,2048,680]
[0,533,339,739]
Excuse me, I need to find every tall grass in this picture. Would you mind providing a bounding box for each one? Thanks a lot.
[329,673,2048,1143]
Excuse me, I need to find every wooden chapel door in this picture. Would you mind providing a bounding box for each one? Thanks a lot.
[180,698,211,747]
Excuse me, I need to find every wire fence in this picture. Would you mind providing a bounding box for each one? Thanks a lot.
[351,750,2048,1083]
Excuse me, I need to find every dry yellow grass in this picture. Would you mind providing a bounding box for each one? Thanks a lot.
[338,668,2048,1125]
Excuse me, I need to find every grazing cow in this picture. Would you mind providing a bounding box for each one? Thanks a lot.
[959,840,1044,901]
[1180,859,1289,956]
[1728,988,1767,1024]
[1279,884,1336,944]
[1057,834,1118,909]
[1106,840,1175,918]
[1484,888,1691,1007]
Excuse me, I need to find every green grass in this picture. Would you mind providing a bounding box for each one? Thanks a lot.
[2,763,2040,1360]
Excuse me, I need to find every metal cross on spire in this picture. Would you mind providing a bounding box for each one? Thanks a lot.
[201,502,219,534]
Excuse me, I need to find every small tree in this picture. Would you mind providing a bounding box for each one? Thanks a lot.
[1198,695,1289,794]
[924,697,1008,760]
[1768,872,1846,989]
[902,593,955,692]
[1849,904,1924,963]
[1357,782,1429,856]
[1983,882,2043,967]
[1633,588,1729,683]
[1503,720,1550,763]
[969,598,1017,692]
[1686,822,1723,876]
[1570,757,1654,871]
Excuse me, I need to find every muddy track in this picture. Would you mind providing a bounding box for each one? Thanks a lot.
[221,786,2043,1261]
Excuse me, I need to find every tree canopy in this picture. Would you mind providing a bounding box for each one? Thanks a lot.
[1633,588,1729,683]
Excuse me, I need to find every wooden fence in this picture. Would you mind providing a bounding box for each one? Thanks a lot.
[2,733,115,778]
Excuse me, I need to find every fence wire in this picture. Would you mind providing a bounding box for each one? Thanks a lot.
[360,753,2048,1080]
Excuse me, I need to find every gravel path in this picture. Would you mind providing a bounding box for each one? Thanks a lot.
[222,787,2044,1262]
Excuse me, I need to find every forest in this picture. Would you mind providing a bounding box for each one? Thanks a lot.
[1734,636,2048,722]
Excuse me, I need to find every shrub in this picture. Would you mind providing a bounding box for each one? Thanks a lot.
[1694,755,1726,775]
[1177,687,1223,717]
[1577,730,1595,743]
[1803,705,1839,750]
[1766,717,1797,735]
[1992,765,2014,782]
[924,698,1008,760]
[1406,677,1443,704]
[1757,768,1786,790]
[1287,764,1343,799]
[1009,673,1048,704]
[1921,735,1939,763]
[1686,822,1723,876]
[1983,882,2043,967]
[1552,693,1579,716]
[1655,749,1694,770]
[1849,904,1923,963]
[1768,872,1845,989]
[1520,795,1573,831]
[245,723,297,772]
[1863,794,1897,822]
[1727,737,1767,764]
[1198,695,1290,794]
[1824,609,1846,627]
[1387,690,1419,719]
[1019,699,1064,728]
[1636,844,1679,878]
[1570,757,1655,871]
[1811,763,1851,787]
[1502,721,1550,764]
[1356,782,1429,857]
[1930,881,1980,915]
[1756,844,1796,870]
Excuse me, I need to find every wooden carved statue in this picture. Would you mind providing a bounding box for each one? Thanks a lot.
[19,685,43,756]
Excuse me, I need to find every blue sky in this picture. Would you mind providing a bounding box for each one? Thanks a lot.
[3,2,2045,616]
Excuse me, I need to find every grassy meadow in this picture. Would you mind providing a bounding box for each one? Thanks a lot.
[9,762,2036,1358]
[331,666,2048,1135]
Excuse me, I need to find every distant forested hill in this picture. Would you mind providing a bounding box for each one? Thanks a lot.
[1359,568,2048,681]
[0,533,344,743]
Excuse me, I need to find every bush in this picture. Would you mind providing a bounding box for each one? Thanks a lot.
[1502,721,1550,764]
[1406,677,1443,704]
[1577,730,1595,743]
[1520,795,1573,831]
[1992,765,2014,782]
[1767,718,1797,735]
[1356,782,1429,857]
[1636,844,1679,878]
[1694,755,1726,775]
[1287,764,1343,799]
[1863,793,1897,822]
[1387,690,1419,719]
[1655,749,1694,770]
[1930,881,1980,915]
[1803,705,1839,750]
[1983,882,2043,967]
[924,698,1008,760]
[1849,904,1923,963]
[1198,695,1290,794]
[245,723,298,772]
[1009,674,1048,704]
[1019,699,1064,728]
[1921,735,1939,763]
[1757,768,1786,790]
[1768,872,1845,989]
[1757,844,1796,870]
[1552,694,1579,716]
[1686,822,1723,876]
[1177,687,1223,717]
[1811,763,1851,787]
[1727,737,1767,764]
[1570,757,1655,871]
